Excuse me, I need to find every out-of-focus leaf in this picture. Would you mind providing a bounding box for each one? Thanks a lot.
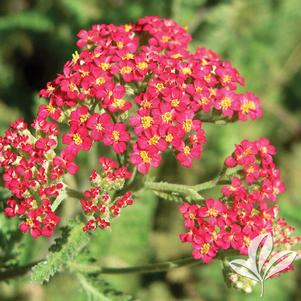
[77,274,137,301]
[0,12,53,32]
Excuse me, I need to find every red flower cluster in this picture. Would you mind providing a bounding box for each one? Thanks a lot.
[39,16,262,175]
[0,17,266,240]
[180,139,299,263]
[0,119,63,238]
[80,157,133,232]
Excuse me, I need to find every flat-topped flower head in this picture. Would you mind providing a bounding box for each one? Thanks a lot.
[1,17,267,240]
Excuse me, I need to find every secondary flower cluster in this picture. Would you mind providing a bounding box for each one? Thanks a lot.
[81,157,133,232]
[39,16,262,175]
[0,119,64,238]
[180,138,300,263]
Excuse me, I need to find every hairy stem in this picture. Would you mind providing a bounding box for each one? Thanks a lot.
[0,261,41,282]
[0,256,202,282]
[144,181,204,201]
[69,256,202,275]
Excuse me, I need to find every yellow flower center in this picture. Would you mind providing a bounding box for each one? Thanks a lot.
[155,83,165,92]
[201,58,208,66]
[199,97,209,105]
[137,62,148,70]
[196,87,203,93]
[209,88,216,97]
[162,35,170,42]
[247,165,254,174]
[96,77,105,85]
[204,74,211,83]
[220,97,232,110]
[171,53,182,59]
[223,75,232,83]
[141,116,153,129]
[183,119,193,132]
[69,83,77,92]
[72,51,80,64]
[96,123,103,131]
[165,134,173,142]
[141,99,151,109]
[79,70,89,77]
[183,146,191,155]
[162,112,173,123]
[261,146,268,154]
[243,236,251,246]
[116,41,124,49]
[120,66,132,74]
[47,85,55,92]
[73,133,83,145]
[26,218,34,227]
[201,243,210,255]
[112,130,120,142]
[171,99,180,107]
[207,208,218,217]
[241,101,256,114]
[124,24,132,32]
[140,151,151,163]
[123,53,134,60]
[263,212,271,220]
[181,67,192,75]
[80,114,89,123]
[100,62,111,71]
[47,104,55,113]
[149,135,160,145]
[273,187,280,195]
[112,98,126,108]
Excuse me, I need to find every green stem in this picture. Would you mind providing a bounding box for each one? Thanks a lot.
[0,261,41,282]
[144,181,204,201]
[51,187,68,211]
[0,256,202,282]
[69,256,202,275]
[144,168,228,201]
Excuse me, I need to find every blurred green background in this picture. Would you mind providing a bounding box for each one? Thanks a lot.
[0,0,301,300]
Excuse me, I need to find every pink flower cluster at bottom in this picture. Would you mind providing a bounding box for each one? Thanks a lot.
[180,138,300,263]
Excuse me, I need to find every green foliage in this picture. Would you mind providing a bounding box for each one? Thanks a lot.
[90,191,157,264]
[154,191,184,203]
[31,221,90,284]
[0,12,53,32]
[0,228,22,270]
[77,274,137,301]
[0,187,11,204]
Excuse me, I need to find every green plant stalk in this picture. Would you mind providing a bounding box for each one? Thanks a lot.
[0,256,202,282]
[61,171,228,204]
[69,256,203,275]
[0,261,41,282]
[144,181,204,200]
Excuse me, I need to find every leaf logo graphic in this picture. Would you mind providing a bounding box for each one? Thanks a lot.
[229,233,297,297]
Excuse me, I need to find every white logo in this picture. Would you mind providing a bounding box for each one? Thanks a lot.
[229,233,297,297]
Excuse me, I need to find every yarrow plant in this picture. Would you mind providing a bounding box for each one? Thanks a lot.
[0,16,299,296]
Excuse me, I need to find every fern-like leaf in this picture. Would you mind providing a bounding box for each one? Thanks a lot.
[154,191,184,203]
[77,274,137,301]
[31,221,89,284]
